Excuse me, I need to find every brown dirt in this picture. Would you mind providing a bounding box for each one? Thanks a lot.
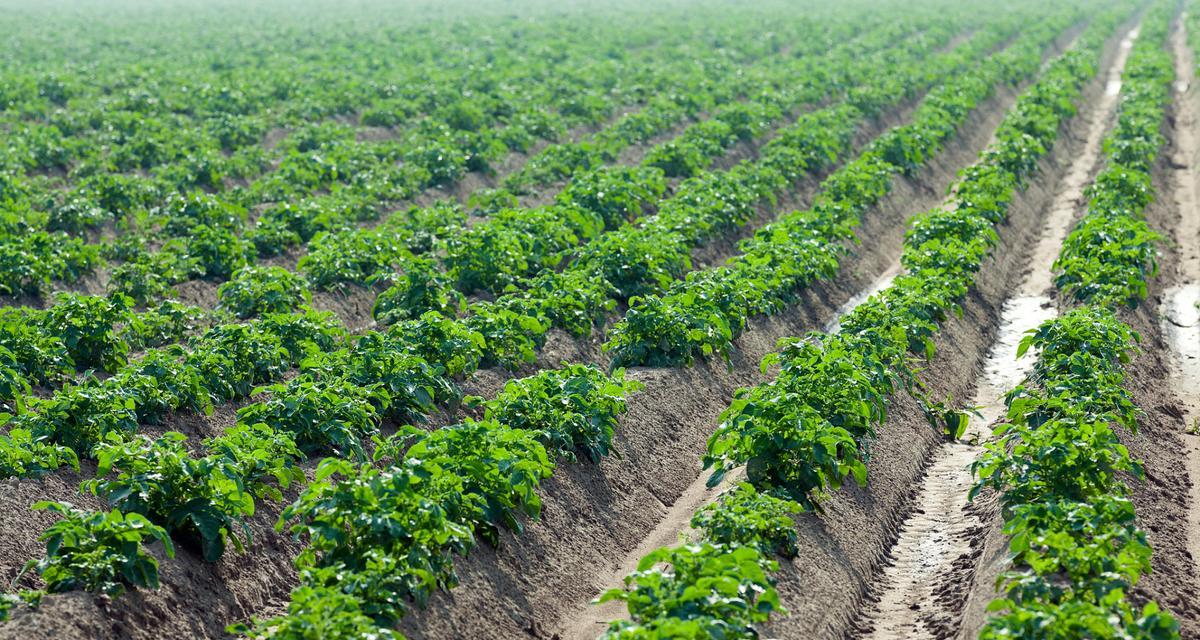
[1167,15,1200,582]
[1111,18,1200,635]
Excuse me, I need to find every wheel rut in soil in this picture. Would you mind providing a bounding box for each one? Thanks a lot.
[1166,14,1200,579]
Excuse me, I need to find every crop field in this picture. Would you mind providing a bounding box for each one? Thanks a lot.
[1,0,1200,637]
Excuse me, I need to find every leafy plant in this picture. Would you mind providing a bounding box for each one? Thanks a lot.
[186,322,290,401]
[181,224,252,280]
[0,429,79,478]
[218,265,313,318]
[85,432,256,562]
[230,579,400,640]
[485,364,642,462]
[41,292,133,372]
[205,423,305,502]
[557,166,666,229]
[298,229,410,290]
[597,543,782,639]
[276,458,480,624]
[237,376,386,461]
[691,483,803,558]
[382,420,554,546]
[371,259,463,325]
[383,311,484,378]
[23,502,173,597]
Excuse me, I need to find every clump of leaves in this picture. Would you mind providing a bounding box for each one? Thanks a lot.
[691,483,803,558]
[41,292,133,372]
[0,429,79,479]
[84,433,256,562]
[371,259,463,325]
[218,265,312,318]
[23,501,173,596]
[237,376,386,461]
[485,364,642,463]
[275,458,481,625]
[597,543,782,639]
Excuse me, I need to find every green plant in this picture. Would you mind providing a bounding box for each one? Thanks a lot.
[24,501,173,596]
[218,266,313,318]
[443,206,594,294]
[258,307,347,364]
[485,364,642,462]
[230,579,400,640]
[0,429,79,478]
[0,312,72,386]
[14,379,141,455]
[181,224,252,280]
[186,322,290,401]
[85,433,256,562]
[371,259,463,325]
[41,292,133,372]
[0,232,101,296]
[597,543,782,639]
[205,423,305,502]
[383,311,484,378]
[299,229,411,290]
[107,253,188,304]
[0,591,42,622]
[277,458,481,624]
[463,302,545,370]
[557,166,666,229]
[382,420,554,546]
[690,483,803,558]
[125,300,207,350]
[335,332,457,418]
[114,346,213,420]
[237,376,386,461]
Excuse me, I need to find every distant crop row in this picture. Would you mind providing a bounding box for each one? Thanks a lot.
[0,9,835,299]
[0,19,956,410]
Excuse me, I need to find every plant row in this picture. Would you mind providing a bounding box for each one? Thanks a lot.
[350,16,1015,369]
[0,19,974,414]
[0,293,212,401]
[695,1,1119,505]
[340,19,959,298]
[2,7,822,214]
[972,6,1180,636]
[1,356,642,633]
[501,18,921,193]
[0,3,1048,485]
[158,18,941,298]
[601,12,1074,368]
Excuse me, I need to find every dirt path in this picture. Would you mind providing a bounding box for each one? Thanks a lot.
[1166,13,1200,582]
[852,23,1140,640]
